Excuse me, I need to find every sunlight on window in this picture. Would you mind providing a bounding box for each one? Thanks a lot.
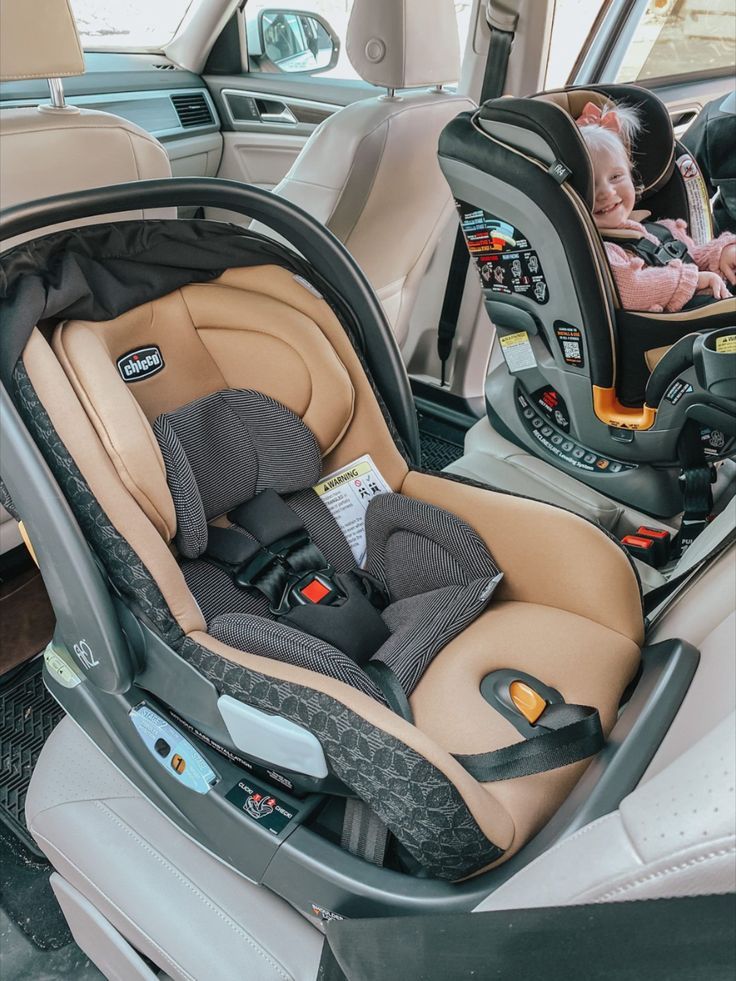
[70,0,194,49]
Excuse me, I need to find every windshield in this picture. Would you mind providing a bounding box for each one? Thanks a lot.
[70,0,195,50]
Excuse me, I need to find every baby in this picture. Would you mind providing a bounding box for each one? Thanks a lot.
[576,101,736,312]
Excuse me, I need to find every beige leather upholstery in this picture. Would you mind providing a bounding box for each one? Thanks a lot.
[0,0,84,81]
[0,107,172,249]
[346,0,460,89]
[251,0,474,347]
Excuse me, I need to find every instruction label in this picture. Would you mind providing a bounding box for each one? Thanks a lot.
[499,331,536,373]
[676,153,712,245]
[130,704,217,794]
[456,202,550,303]
[313,454,391,566]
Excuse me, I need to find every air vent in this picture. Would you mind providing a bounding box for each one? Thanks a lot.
[171,93,213,128]
[153,62,178,70]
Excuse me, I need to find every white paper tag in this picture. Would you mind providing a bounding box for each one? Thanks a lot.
[313,454,391,566]
[499,330,536,372]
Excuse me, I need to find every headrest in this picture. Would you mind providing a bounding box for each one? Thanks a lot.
[537,84,675,196]
[476,84,676,209]
[346,0,460,89]
[0,0,84,81]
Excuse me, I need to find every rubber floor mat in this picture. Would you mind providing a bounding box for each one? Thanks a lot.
[0,658,64,855]
[419,431,465,471]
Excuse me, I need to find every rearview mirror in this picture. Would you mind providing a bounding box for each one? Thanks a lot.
[248,9,340,75]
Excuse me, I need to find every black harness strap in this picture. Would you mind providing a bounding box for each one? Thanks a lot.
[204,489,391,665]
[604,221,695,268]
[454,702,603,782]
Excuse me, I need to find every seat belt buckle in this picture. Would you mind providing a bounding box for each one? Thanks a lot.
[290,573,342,608]
[621,533,658,566]
[635,526,672,565]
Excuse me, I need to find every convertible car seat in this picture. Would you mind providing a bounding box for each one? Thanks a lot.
[0,181,655,918]
[438,84,736,521]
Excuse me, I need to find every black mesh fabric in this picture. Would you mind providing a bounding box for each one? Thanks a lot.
[153,390,321,559]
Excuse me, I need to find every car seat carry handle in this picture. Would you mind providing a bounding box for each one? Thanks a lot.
[0,177,420,465]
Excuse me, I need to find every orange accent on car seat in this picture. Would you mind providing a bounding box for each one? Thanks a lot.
[592,386,657,431]
[509,681,547,725]
[18,521,39,568]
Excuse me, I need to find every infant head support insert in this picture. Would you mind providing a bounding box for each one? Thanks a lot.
[0,181,645,912]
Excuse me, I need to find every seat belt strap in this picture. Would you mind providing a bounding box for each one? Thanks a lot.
[453,702,603,781]
[644,522,736,627]
[340,798,389,868]
[676,420,714,557]
[435,1,518,387]
[321,895,736,981]
[364,661,414,723]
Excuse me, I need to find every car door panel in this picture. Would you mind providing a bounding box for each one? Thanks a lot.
[203,72,377,222]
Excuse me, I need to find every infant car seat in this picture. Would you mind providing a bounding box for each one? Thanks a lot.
[438,84,736,521]
[1,178,682,920]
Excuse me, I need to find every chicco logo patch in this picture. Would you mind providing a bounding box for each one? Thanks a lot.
[117,346,164,382]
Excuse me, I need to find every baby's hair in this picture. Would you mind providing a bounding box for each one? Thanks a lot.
[578,101,645,194]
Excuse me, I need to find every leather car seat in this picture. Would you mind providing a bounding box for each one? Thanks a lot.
[0,0,172,253]
[0,0,173,561]
[251,0,475,347]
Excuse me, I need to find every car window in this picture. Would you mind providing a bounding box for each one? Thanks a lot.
[545,0,608,88]
[245,1,474,81]
[69,0,195,50]
[615,0,736,83]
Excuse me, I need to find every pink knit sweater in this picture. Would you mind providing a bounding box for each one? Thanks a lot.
[604,218,736,313]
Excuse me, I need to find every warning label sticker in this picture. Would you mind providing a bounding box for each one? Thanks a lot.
[313,454,391,566]
[676,153,712,246]
[456,202,550,304]
[716,334,736,354]
[499,331,537,373]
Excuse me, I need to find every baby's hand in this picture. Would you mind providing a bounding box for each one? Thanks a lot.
[718,243,736,285]
[697,271,730,300]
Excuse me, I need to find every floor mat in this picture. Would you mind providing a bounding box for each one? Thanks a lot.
[0,659,64,855]
[0,823,74,952]
[419,431,465,471]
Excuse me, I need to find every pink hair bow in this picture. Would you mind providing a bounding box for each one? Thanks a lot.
[575,101,621,133]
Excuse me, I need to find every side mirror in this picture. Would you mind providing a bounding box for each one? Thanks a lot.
[247,8,340,75]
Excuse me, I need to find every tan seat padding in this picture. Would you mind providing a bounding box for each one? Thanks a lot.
[645,345,672,372]
[410,601,641,859]
[52,322,176,541]
[56,273,358,457]
[401,470,644,645]
[213,267,410,491]
[23,330,206,636]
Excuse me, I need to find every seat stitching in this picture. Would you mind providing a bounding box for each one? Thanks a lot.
[94,801,293,981]
[30,827,197,981]
[591,844,736,902]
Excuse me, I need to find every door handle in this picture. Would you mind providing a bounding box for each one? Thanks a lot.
[256,99,297,125]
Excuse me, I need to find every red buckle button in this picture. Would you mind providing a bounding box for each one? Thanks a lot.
[300,578,331,604]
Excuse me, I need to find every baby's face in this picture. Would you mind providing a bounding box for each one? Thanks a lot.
[590,142,636,229]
